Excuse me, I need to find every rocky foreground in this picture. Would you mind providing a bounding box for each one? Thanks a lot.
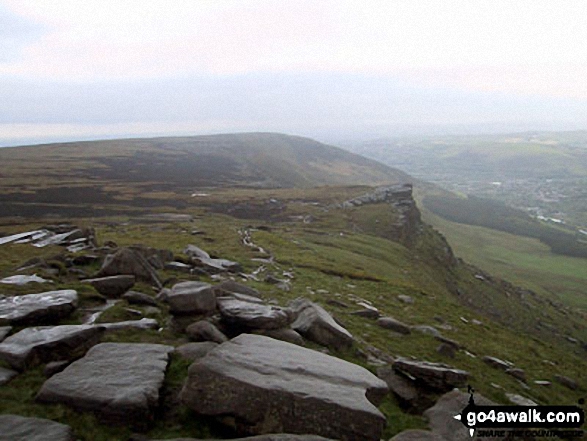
[0,223,578,440]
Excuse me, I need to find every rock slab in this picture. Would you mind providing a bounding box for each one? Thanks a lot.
[0,324,104,370]
[180,334,387,441]
[167,281,216,314]
[37,342,173,429]
[290,298,353,350]
[394,358,469,392]
[218,297,296,330]
[0,290,77,326]
[0,414,75,441]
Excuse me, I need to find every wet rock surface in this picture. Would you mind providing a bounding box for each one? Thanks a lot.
[37,342,173,429]
[180,334,388,441]
[0,290,78,326]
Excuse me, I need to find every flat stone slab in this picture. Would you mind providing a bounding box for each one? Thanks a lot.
[290,298,353,350]
[37,342,173,428]
[0,290,78,326]
[218,297,296,330]
[0,414,75,441]
[97,318,159,332]
[394,358,469,392]
[0,324,104,370]
[0,274,50,285]
[167,281,216,314]
[180,334,387,441]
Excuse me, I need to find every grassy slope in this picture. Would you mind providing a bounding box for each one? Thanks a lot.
[0,190,585,440]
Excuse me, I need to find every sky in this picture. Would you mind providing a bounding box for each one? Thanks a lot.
[2,0,587,146]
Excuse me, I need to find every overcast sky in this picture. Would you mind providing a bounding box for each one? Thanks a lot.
[2,0,587,146]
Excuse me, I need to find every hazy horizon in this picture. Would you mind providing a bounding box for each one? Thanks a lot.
[3,1,587,146]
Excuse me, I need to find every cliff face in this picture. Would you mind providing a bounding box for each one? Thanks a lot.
[340,184,423,246]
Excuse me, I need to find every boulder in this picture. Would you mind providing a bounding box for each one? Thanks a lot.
[44,360,70,377]
[376,317,411,335]
[83,275,135,297]
[0,326,11,342]
[37,343,173,429]
[218,297,296,330]
[0,366,17,385]
[0,414,75,441]
[389,430,445,441]
[397,295,414,304]
[180,334,388,441]
[166,281,216,315]
[424,390,505,441]
[97,247,162,289]
[411,325,441,338]
[350,308,380,319]
[554,374,579,390]
[393,358,469,392]
[122,291,158,306]
[482,356,512,371]
[253,328,305,346]
[0,290,78,326]
[505,368,526,381]
[186,321,228,343]
[175,342,219,361]
[185,244,242,273]
[0,324,104,370]
[215,280,262,298]
[376,365,435,413]
[290,298,353,350]
[436,343,456,358]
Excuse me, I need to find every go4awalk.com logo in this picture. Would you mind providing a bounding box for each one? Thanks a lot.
[454,387,585,438]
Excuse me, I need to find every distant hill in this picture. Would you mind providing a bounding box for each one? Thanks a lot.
[0,133,411,189]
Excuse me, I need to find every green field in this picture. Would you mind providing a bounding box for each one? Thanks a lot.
[420,206,587,310]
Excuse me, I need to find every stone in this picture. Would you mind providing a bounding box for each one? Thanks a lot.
[175,342,219,361]
[290,298,353,350]
[0,274,50,285]
[0,290,78,326]
[393,358,469,392]
[164,262,192,273]
[122,291,157,306]
[215,280,262,298]
[218,297,296,330]
[505,368,526,381]
[37,343,173,429]
[397,295,414,304]
[506,393,538,406]
[253,328,305,346]
[98,318,159,332]
[0,326,11,342]
[411,325,441,338]
[0,366,17,385]
[376,317,411,335]
[44,360,70,377]
[180,334,388,441]
[349,308,380,319]
[434,335,461,349]
[424,390,505,441]
[97,247,162,289]
[84,275,135,297]
[0,414,75,441]
[376,365,435,413]
[436,343,456,358]
[185,244,242,273]
[554,374,579,390]
[0,324,104,370]
[72,254,100,266]
[482,356,512,370]
[534,380,551,386]
[166,281,216,315]
[390,430,445,441]
[186,321,228,343]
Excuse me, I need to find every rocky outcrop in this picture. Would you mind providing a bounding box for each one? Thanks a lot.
[0,290,78,326]
[37,342,173,429]
[180,334,388,441]
[393,358,469,392]
[290,298,353,350]
[0,324,104,370]
[0,414,75,441]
